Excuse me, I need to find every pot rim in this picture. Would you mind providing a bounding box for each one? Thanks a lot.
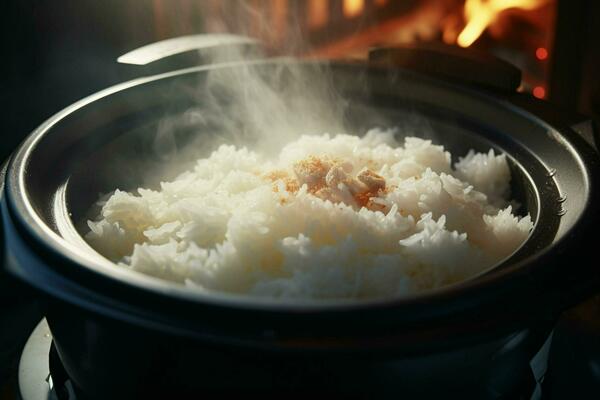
[4,59,600,320]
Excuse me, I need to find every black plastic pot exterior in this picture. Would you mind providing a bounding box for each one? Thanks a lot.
[2,60,599,398]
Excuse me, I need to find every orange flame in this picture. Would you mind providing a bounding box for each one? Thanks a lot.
[343,0,365,18]
[457,0,548,47]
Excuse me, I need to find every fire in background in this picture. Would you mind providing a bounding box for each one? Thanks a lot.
[163,0,555,99]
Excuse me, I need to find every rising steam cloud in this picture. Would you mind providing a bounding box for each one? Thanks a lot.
[150,2,354,180]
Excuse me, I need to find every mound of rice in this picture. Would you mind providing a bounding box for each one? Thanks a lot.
[86,129,533,299]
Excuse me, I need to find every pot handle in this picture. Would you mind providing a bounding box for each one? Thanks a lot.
[369,43,522,93]
[116,34,263,78]
[369,44,599,152]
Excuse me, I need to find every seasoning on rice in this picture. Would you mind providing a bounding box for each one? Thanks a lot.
[86,129,533,299]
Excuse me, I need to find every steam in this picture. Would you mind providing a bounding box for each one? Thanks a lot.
[149,8,353,181]
[193,50,349,154]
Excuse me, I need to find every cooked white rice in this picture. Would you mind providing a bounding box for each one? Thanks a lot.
[85,129,533,299]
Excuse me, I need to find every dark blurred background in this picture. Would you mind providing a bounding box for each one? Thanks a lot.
[2,0,599,163]
[2,1,198,162]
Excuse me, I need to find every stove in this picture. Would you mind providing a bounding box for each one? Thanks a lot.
[15,319,543,400]
[2,302,598,400]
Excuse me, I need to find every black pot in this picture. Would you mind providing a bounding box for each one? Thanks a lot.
[2,44,599,399]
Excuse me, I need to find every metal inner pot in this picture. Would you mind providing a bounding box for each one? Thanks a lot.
[2,60,599,398]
